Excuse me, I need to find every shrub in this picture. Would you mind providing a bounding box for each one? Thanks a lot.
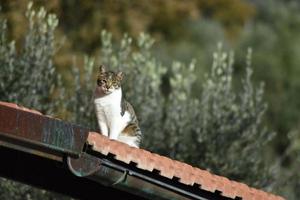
[69,33,275,189]
[0,2,277,199]
[0,2,61,114]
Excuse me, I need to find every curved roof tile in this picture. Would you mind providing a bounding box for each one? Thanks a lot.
[87,132,284,200]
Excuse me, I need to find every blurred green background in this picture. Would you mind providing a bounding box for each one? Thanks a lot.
[0,0,299,199]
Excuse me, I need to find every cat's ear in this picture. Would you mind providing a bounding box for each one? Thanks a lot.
[99,65,106,74]
[116,72,124,81]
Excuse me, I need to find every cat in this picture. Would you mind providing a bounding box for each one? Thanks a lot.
[93,65,142,148]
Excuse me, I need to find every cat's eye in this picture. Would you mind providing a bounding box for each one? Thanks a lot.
[97,79,106,86]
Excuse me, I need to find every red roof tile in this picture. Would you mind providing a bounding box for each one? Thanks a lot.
[87,132,284,200]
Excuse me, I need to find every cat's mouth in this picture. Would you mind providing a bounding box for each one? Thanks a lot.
[101,86,114,94]
[104,90,112,94]
[107,87,115,93]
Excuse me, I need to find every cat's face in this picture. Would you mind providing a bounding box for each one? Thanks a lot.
[97,65,123,94]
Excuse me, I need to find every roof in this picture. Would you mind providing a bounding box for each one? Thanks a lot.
[87,133,282,200]
[0,101,284,200]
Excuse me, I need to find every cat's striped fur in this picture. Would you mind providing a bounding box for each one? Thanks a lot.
[94,65,142,148]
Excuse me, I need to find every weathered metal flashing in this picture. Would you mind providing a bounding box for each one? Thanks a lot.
[0,102,89,160]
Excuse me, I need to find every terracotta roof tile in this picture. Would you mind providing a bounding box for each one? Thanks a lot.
[87,132,284,200]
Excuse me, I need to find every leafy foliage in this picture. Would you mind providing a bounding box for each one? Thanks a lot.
[196,47,274,187]
[0,2,61,114]
[0,1,288,199]
[67,32,275,190]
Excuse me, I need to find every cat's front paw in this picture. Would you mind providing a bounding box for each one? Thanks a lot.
[109,130,120,140]
[98,122,109,137]
[109,135,118,140]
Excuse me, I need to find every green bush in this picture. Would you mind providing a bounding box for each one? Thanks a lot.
[68,32,275,189]
[0,2,61,114]
[0,2,279,199]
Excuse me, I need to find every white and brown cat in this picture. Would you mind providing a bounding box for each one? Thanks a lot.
[94,65,142,148]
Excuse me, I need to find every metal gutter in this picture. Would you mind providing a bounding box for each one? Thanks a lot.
[67,151,232,200]
[0,145,144,200]
[68,153,191,200]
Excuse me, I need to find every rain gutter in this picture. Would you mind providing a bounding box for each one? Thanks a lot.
[67,150,231,200]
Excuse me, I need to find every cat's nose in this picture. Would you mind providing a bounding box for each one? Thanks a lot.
[107,83,112,88]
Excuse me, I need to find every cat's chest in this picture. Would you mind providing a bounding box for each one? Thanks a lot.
[94,92,122,119]
[95,102,120,117]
